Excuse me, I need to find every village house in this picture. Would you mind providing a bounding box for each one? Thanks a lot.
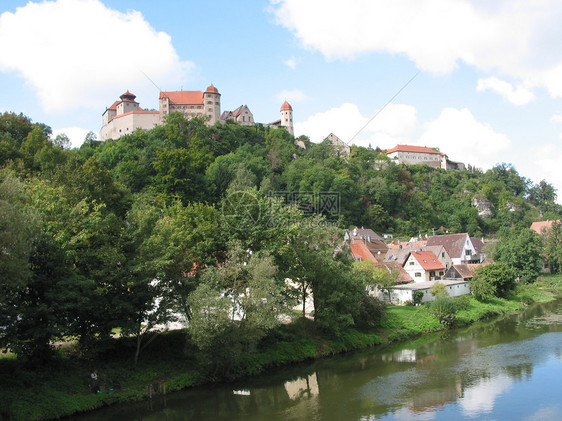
[347,230,472,305]
[345,227,389,261]
[445,261,492,281]
[385,144,465,170]
[426,233,485,265]
[403,251,446,282]
[530,219,561,272]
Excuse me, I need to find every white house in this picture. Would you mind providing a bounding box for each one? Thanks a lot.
[426,233,485,265]
[403,251,446,283]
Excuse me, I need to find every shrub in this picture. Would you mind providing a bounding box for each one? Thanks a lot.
[354,294,386,329]
[413,291,424,306]
[454,295,471,310]
[430,282,448,298]
[428,298,457,327]
[471,262,517,301]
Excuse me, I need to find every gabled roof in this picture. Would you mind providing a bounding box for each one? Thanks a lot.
[446,261,492,280]
[385,144,443,155]
[531,220,561,235]
[349,241,377,262]
[426,233,470,259]
[471,237,485,253]
[160,90,204,105]
[406,251,445,271]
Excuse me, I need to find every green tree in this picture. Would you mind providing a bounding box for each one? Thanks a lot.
[470,262,517,300]
[189,243,286,375]
[496,228,542,282]
[544,222,562,273]
[430,282,448,299]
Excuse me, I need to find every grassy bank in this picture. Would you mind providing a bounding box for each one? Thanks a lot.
[1,275,561,421]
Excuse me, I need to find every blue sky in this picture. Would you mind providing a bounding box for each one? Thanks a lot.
[2,0,562,199]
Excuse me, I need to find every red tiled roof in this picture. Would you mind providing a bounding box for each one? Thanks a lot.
[120,90,137,102]
[205,84,219,94]
[160,90,204,105]
[386,144,443,155]
[107,100,120,111]
[349,241,377,262]
[408,251,445,271]
[281,101,292,111]
[531,220,561,235]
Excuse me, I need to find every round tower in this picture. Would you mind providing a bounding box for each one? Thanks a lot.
[203,84,221,124]
[280,101,294,135]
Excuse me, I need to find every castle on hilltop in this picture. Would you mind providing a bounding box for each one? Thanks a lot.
[100,85,293,141]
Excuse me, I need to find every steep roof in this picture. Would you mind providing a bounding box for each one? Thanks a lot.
[531,220,561,235]
[205,84,219,94]
[386,144,443,155]
[160,90,204,105]
[426,233,470,259]
[471,237,485,253]
[407,251,445,271]
[281,101,292,111]
[349,241,377,263]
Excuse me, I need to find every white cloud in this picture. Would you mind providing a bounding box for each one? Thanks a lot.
[276,89,310,104]
[0,0,193,113]
[418,107,511,169]
[519,143,562,203]
[460,374,513,417]
[284,57,297,69]
[52,126,93,148]
[295,102,417,148]
[477,77,535,106]
[272,0,562,99]
[551,114,562,123]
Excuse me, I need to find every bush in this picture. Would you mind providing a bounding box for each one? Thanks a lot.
[413,291,424,306]
[354,294,386,329]
[471,262,517,301]
[454,295,471,310]
[428,298,457,327]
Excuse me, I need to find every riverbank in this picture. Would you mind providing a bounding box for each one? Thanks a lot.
[1,276,561,421]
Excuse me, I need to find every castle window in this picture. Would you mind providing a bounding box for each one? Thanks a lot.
[207,101,212,104]
[215,102,219,105]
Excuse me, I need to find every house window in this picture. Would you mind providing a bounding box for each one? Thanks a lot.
[207,101,212,104]
[442,252,445,258]
[439,271,444,276]
[415,272,422,277]
[409,261,415,266]
[466,250,472,256]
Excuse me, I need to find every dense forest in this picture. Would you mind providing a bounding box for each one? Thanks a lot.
[1,110,562,368]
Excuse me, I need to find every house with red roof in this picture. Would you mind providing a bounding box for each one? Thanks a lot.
[403,251,446,283]
[530,220,561,235]
[385,144,465,170]
[100,91,160,140]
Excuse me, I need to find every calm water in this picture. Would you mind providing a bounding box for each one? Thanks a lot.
[69,300,562,421]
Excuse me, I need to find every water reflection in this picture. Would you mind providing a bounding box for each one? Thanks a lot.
[68,301,562,421]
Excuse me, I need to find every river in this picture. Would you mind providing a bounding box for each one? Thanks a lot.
[69,300,562,420]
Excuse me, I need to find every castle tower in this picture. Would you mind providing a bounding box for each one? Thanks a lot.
[203,84,221,124]
[280,101,294,135]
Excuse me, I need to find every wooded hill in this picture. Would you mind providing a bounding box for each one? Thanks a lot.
[1,110,561,364]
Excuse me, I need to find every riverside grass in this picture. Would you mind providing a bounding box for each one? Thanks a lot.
[1,275,561,421]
